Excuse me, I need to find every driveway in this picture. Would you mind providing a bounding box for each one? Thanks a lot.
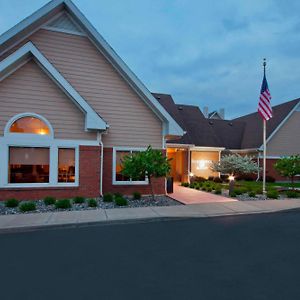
[169,183,236,204]
[1,211,300,300]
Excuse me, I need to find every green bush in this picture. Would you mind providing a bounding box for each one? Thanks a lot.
[87,198,98,207]
[233,188,243,195]
[230,192,237,198]
[286,190,300,198]
[207,188,212,192]
[103,193,114,202]
[213,177,223,183]
[73,196,85,204]
[19,202,36,212]
[255,188,263,195]
[267,190,279,199]
[5,198,19,208]
[115,196,128,206]
[181,182,189,187]
[189,182,196,189]
[248,191,256,198]
[214,189,222,195]
[44,196,56,206]
[201,187,207,191]
[132,191,141,200]
[55,199,72,209]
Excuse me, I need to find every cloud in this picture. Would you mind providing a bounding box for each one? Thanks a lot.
[1,0,300,118]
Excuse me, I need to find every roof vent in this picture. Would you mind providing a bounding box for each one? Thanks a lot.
[228,122,233,126]
[209,121,214,125]
[178,106,183,110]
[156,96,161,99]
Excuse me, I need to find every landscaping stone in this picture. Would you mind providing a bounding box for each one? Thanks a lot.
[0,195,181,215]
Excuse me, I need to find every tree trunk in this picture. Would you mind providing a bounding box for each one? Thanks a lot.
[291,175,295,190]
[148,176,155,201]
[229,180,235,196]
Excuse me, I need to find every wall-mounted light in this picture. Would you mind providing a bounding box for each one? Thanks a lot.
[229,175,235,181]
[194,160,212,170]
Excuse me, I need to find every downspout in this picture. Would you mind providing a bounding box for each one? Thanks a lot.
[97,132,104,196]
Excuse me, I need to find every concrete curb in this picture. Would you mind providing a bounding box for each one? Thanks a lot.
[1,206,300,234]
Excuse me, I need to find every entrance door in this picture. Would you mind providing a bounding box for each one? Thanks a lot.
[167,148,188,182]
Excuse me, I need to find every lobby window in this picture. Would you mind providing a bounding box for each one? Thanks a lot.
[10,116,50,135]
[58,148,76,183]
[9,147,50,183]
[114,148,147,184]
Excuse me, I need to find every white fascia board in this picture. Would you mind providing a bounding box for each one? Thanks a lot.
[0,42,108,131]
[64,0,184,136]
[258,101,300,151]
[166,143,195,148]
[0,0,183,136]
[190,146,226,151]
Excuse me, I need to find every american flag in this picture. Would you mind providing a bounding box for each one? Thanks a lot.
[258,72,272,121]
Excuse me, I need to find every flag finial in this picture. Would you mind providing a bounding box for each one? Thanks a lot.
[263,58,266,75]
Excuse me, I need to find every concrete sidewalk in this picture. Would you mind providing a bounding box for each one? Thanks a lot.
[1,200,300,232]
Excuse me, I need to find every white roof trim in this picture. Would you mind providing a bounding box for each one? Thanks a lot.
[259,101,300,150]
[0,0,184,137]
[0,41,108,131]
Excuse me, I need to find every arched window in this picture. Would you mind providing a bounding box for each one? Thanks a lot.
[10,116,50,135]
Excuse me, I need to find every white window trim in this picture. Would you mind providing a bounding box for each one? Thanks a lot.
[112,147,149,185]
[0,113,88,189]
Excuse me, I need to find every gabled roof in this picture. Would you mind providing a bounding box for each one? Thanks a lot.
[153,93,224,147]
[0,0,184,137]
[234,98,300,149]
[0,41,108,131]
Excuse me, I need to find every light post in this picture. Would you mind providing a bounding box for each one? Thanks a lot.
[228,175,235,196]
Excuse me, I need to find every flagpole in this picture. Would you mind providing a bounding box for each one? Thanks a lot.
[262,59,267,195]
[263,118,266,195]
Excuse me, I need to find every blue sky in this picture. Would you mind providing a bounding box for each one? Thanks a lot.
[1,0,300,118]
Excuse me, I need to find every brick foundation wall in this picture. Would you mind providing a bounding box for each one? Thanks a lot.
[102,148,166,195]
[0,146,101,201]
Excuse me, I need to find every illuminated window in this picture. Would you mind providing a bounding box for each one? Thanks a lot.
[114,149,147,184]
[58,148,76,183]
[10,117,50,135]
[9,147,50,183]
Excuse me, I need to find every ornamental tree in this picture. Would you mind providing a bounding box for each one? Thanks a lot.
[274,155,300,190]
[121,146,171,200]
[210,154,258,194]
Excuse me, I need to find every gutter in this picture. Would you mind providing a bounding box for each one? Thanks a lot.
[97,132,104,196]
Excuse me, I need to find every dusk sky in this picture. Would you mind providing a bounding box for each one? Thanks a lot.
[1,0,299,118]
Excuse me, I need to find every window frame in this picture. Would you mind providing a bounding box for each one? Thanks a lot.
[112,147,148,185]
[0,113,80,188]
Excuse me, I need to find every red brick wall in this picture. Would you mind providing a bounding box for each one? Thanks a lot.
[102,148,166,195]
[0,146,101,201]
[259,158,287,181]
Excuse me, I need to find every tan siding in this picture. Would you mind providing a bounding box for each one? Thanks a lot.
[27,29,163,148]
[267,111,300,156]
[0,60,96,140]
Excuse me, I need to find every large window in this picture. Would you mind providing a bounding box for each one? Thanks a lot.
[10,117,50,135]
[1,113,80,188]
[113,148,147,185]
[9,147,50,183]
[58,148,75,183]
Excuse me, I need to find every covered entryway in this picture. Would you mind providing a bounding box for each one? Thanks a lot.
[167,147,189,183]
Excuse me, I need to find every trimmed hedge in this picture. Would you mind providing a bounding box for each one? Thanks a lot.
[44,196,56,206]
[5,198,19,208]
[87,198,98,207]
[55,199,72,209]
[19,202,36,212]
[103,193,114,202]
[73,196,85,204]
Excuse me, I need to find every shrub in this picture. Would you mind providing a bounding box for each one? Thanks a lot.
[208,176,214,181]
[103,193,114,202]
[215,189,222,195]
[255,188,263,195]
[201,187,207,191]
[73,196,85,204]
[190,182,196,189]
[19,202,36,212]
[87,198,98,207]
[55,199,72,209]
[190,176,206,183]
[230,192,236,197]
[207,187,212,192]
[5,198,19,208]
[181,182,189,187]
[286,190,300,198]
[115,196,128,206]
[220,174,229,182]
[235,174,255,181]
[233,188,243,195]
[248,191,256,198]
[44,196,56,206]
[213,177,223,183]
[132,191,141,200]
[267,190,279,199]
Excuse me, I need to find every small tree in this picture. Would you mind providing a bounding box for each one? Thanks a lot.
[274,155,300,190]
[211,154,258,195]
[121,146,171,200]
